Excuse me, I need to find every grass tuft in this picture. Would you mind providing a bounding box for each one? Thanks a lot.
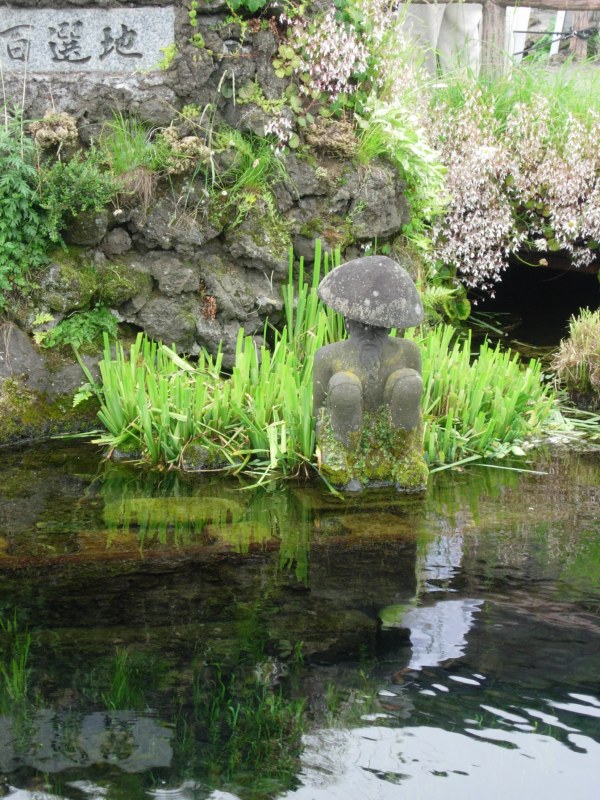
[552,307,600,405]
[99,113,170,176]
[413,326,557,465]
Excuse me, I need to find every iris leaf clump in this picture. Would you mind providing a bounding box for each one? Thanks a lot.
[88,241,564,480]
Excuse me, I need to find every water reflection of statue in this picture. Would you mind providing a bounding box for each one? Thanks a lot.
[314,256,428,492]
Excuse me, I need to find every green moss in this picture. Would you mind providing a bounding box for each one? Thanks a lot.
[245,205,292,259]
[44,247,98,313]
[181,442,228,472]
[157,43,177,70]
[96,261,153,307]
[298,213,353,250]
[111,440,143,459]
[0,378,99,446]
[317,408,428,492]
[298,217,324,240]
[43,249,153,311]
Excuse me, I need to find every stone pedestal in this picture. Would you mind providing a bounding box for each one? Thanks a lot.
[317,407,428,493]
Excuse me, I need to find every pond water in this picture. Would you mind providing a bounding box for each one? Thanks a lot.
[0,442,599,800]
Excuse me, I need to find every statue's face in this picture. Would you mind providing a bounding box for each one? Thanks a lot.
[345,318,389,344]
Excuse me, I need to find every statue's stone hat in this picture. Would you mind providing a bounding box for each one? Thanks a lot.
[317,255,424,329]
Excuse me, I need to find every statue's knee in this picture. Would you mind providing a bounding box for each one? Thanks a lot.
[326,372,363,448]
[385,368,422,430]
[402,370,423,400]
[384,368,422,404]
[328,372,363,412]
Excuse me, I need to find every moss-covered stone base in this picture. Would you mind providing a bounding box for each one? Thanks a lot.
[0,378,99,447]
[316,407,428,492]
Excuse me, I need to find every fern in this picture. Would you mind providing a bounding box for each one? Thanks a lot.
[0,117,49,307]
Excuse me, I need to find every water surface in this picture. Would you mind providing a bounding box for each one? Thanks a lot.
[0,442,598,799]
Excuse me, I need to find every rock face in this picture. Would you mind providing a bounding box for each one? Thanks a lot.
[1,3,412,421]
[23,155,407,363]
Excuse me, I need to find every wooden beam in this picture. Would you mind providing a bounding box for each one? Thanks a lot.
[412,0,598,8]
[494,0,598,8]
[550,10,567,55]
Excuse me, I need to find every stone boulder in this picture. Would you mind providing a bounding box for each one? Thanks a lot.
[38,251,97,314]
[198,253,283,324]
[131,294,201,353]
[223,204,292,277]
[0,324,99,446]
[63,209,110,247]
[332,162,409,241]
[102,228,133,257]
[96,255,154,308]
[147,252,200,296]
[128,194,223,254]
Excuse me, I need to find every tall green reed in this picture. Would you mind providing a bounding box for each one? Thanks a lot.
[414,325,558,466]
[92,242,344,479]
[90,241,563,479]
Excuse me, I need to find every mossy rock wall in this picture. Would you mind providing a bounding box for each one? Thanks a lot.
[0,378,99,447]
[2,3,409,365]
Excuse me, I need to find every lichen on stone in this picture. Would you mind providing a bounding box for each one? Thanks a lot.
[28,110,79,150]
[160,126,212,174]
[304,118,359,159]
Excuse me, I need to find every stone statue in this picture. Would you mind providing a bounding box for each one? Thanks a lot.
[313,255,428,492]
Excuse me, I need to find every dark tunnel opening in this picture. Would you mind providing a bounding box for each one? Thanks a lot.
[471,261,600,347]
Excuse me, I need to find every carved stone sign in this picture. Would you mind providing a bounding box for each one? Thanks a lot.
[0,8,175,72]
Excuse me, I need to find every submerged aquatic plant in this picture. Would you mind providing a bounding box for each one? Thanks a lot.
[78,647,165,711]
[101,650,164,711]
[176,663,305,792]
[0,611,31,710]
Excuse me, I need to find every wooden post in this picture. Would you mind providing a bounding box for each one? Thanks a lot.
[570,11,591,59]
[409,1,598,76]
[550,10,567,56]
[506,6,532,64]
[481,1,507,77]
